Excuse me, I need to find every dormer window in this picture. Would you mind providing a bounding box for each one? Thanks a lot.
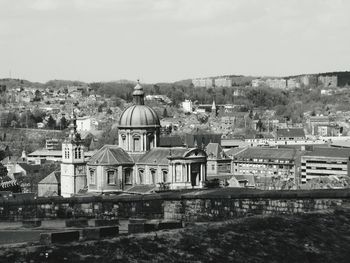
[89,169,96,185]
[107,170,116,185]
[138,169,144,184]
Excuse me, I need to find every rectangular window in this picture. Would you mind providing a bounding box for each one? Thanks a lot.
[90,170,96,185]
[175,164,182,182]
[162,170,168,182]
[125,169,132,184]
[211,164,215,170]
[134,137,140,152]
[107,170,116,185]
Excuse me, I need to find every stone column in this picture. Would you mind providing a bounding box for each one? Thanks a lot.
[128,131,131,151]
[187,163,191,182]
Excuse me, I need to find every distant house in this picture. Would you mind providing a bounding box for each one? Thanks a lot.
[38,171,61,197]
[159,136,185,147]
[206,143,232,182]
[275,128,305,141]
[184,130,222,148]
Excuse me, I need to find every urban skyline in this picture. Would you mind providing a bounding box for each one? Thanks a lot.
[1,0,350,83]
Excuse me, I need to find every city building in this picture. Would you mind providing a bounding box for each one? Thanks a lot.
[318,75,338,88]
[266,78,287,89]
[287,78,300,89]
[38,171,61,197]
[251,79,264,88]
[301,147,350,184]
[192,78,214,88]
[232,147,298,189]
[45,139,61,151]
[76,116,98,132]
[60,117,87,197]
[317,124,341,137]
[307,116,331,135]
[275,128,305,141]
[206,143,232,180]
[182,99,193,113]
[214,77,232,87]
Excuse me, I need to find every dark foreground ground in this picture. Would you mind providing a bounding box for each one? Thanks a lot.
[1,208,350,263]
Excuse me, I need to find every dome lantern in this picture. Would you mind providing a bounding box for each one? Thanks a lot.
[133,79,145,105]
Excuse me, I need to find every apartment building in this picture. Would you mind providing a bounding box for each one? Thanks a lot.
[301,147,350,184]
[232,147,298,189]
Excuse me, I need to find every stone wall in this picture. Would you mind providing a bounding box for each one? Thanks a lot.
[164,198,346,222]
[0,188,349,222]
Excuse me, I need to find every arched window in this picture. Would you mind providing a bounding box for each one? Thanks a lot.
[78,147,82,159]
[89,169,96,185]
[148,133,154,149]
[74,147,78,159]
[133,135,141,152]
[121,134,126,149]
[150,169,156,184]
[138,169,144,184]
[162,170,168,182]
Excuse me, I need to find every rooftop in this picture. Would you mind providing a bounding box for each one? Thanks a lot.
[88,145,134,166]
[276,128,305,138]
[234,147,297,160]
[302,147,350,158]
[138,147,189,165]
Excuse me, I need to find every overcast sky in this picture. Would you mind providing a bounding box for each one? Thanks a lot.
[0,0,349,83]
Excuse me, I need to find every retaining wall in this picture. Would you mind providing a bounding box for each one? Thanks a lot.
[0,188,349,222]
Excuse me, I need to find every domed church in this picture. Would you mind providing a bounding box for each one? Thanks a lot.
[61,81,208,196]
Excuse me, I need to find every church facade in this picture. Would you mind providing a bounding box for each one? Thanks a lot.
[60,81,208,196]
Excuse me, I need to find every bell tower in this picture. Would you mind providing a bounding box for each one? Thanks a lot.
[60,111,87,197]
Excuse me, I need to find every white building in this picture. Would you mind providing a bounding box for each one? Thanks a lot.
[214,78,232,87]
[182,99,193,113]
[76,116,97,132]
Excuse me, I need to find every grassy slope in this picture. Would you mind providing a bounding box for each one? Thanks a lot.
[1,208,350,262]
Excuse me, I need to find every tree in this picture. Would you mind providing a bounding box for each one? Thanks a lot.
[106,108,112,114]
[47,115,56,129]
[34,89,42,101]
[59,116,68,130]
[98,105,103,113]
[162,108,168,118]
[0,163,8,182]
[257,119,264,132]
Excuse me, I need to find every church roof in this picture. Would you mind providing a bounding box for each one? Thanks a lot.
[39,170,60,185]
[119,105,160,128]
[87,145,134,165]
[118,81,160,128]
[138,147,201,165]
[206,143,229,159]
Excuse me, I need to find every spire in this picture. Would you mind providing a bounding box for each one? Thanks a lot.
[68,108,81,143]
[133,79,145,105]
[211,100,216,110]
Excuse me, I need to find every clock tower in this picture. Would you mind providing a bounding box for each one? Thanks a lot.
[60,113,87,197]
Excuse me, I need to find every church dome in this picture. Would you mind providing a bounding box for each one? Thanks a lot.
[119,105,160,128]
[118,80,160,128]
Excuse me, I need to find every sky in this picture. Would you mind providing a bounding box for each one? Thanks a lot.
[0,0,349,83]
